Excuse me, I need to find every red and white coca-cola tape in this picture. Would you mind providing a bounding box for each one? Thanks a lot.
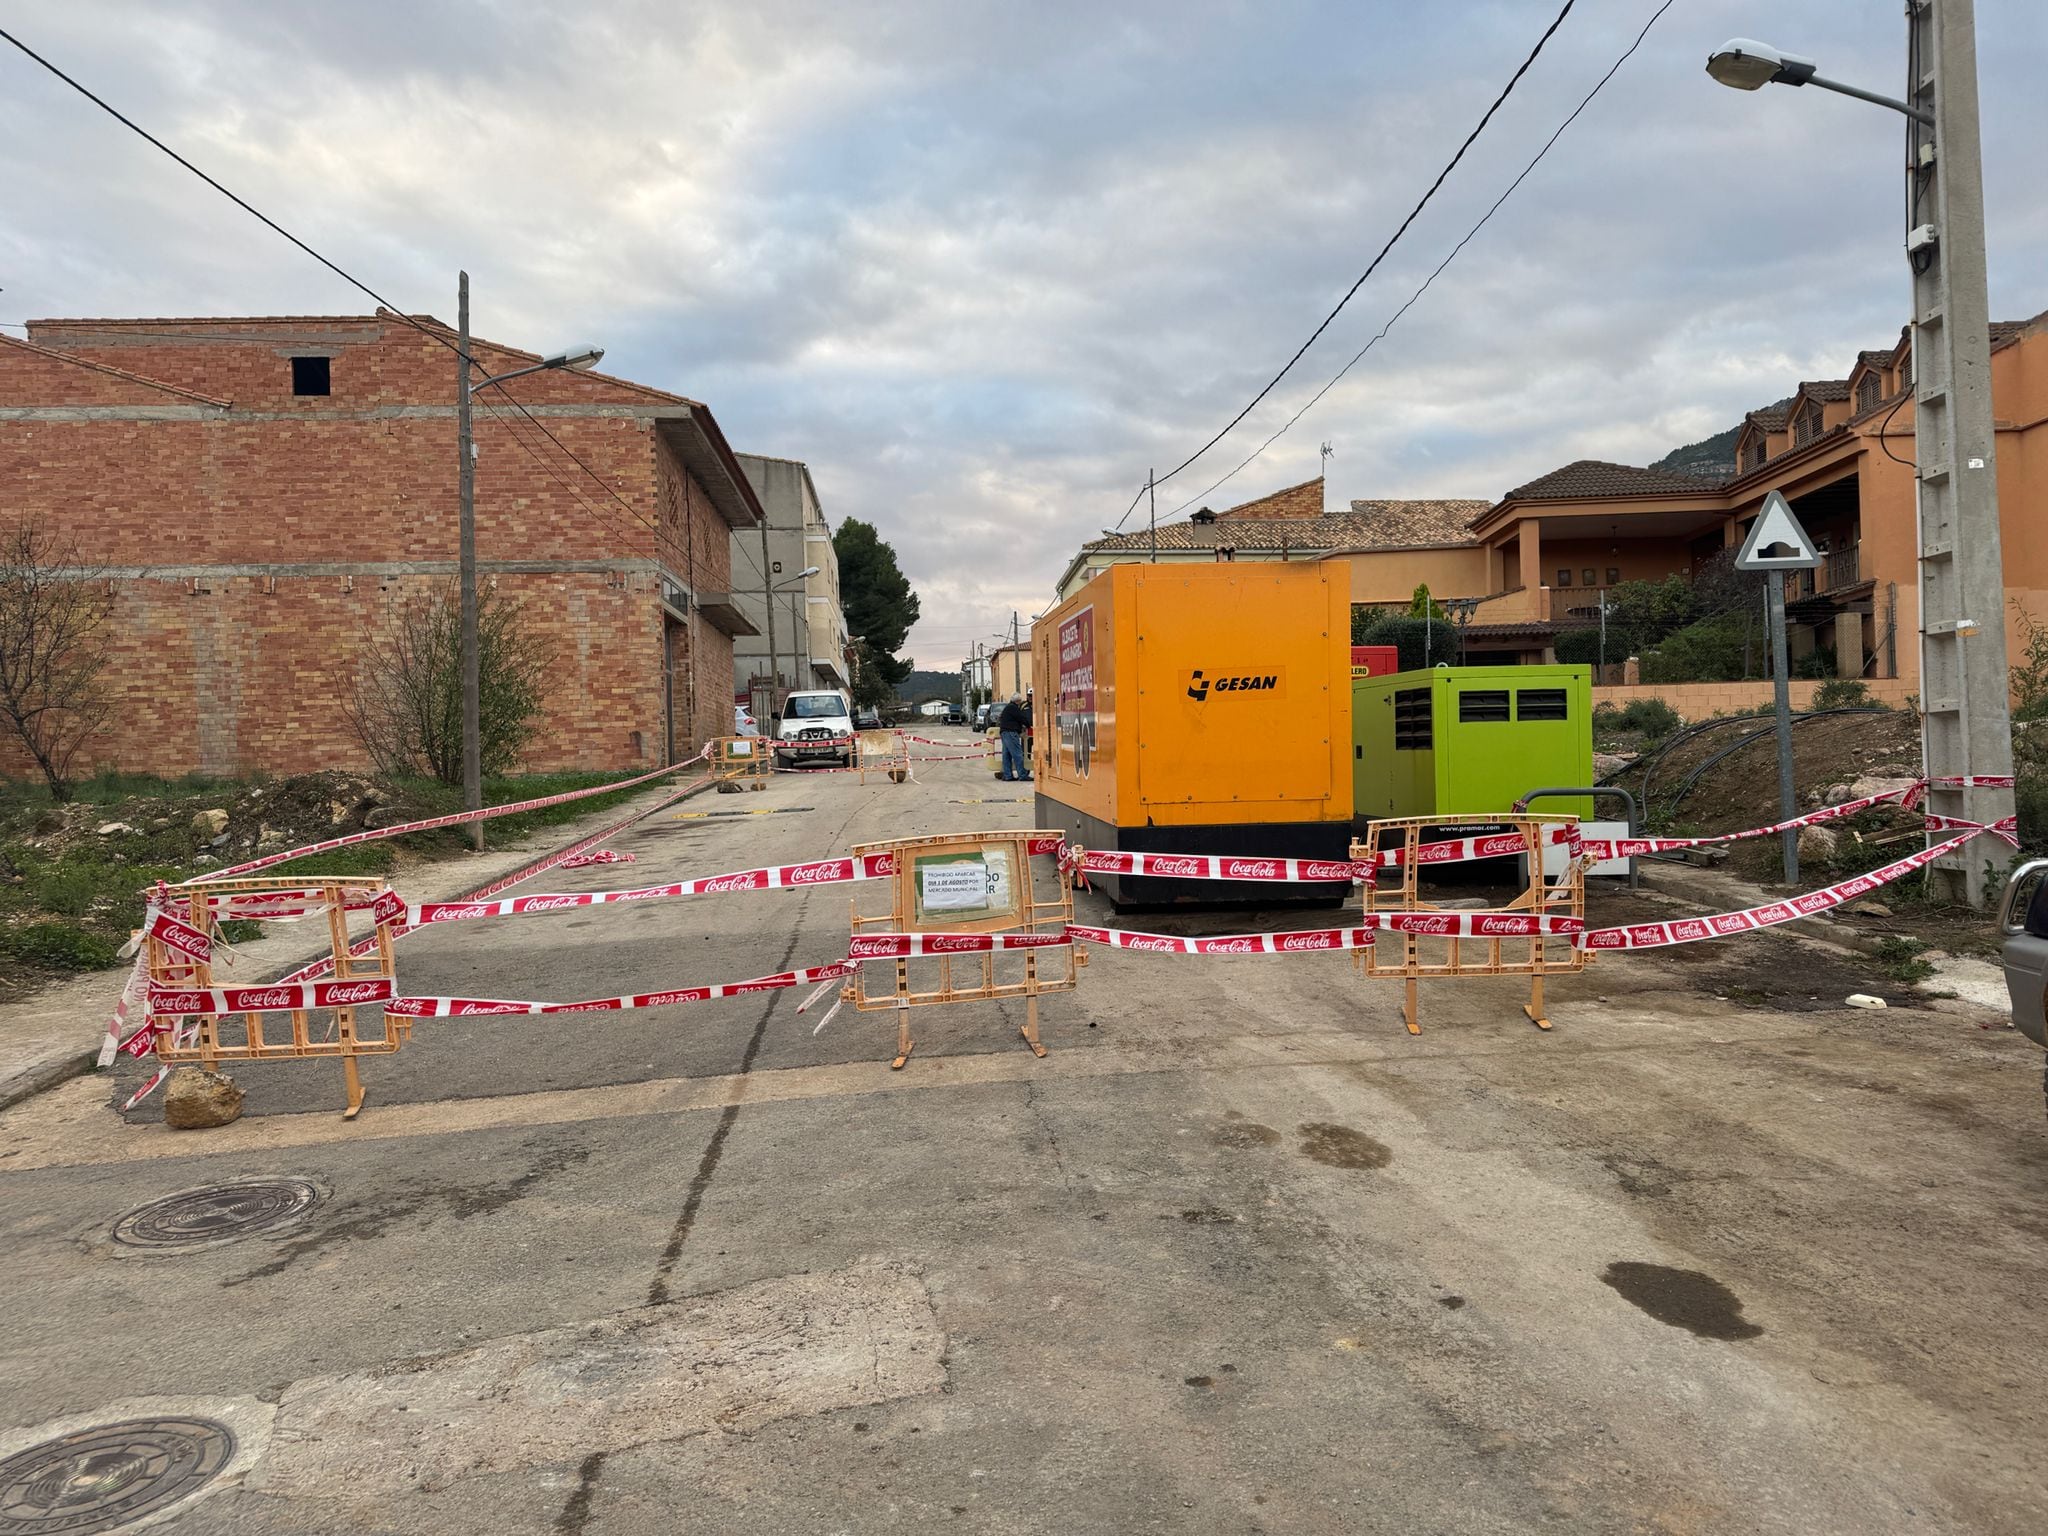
[561,849,636,867]
[384,961,854,1017]
[1927,775,2016,789]
[407,851,902,926]
[847,931,1073,959]
[1373,826,1578,868]
[1583,830,1976,951]
[1065,922,1378,955]
[147,906,213,963]
[146,978,397,1016]
[1375,909,1584,938]
[1076,850,1364,883]
[197,745,713,882]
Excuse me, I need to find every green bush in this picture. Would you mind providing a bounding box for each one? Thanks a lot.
[1,921,118,971]
[1594,698,1681,740]
[1812,678,1875,710]
[1349,609,1457,671]
[1640,612,1754,684]
[1554,628,1603,667]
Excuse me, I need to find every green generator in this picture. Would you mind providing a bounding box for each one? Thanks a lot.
[1352,665,1594,826]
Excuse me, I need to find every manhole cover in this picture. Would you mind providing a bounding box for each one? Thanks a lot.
[111,1178,320,1251]
[0,1417,233,1534]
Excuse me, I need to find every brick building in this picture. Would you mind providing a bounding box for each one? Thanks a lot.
[0,312,763,780]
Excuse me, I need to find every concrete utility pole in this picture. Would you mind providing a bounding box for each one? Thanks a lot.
[456,272,482,851]
[1706,3,2016,906]
[757,509,778,710]
[1908,0,2014,904]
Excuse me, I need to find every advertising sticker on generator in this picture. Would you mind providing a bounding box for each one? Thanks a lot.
[1057,606,1096,778]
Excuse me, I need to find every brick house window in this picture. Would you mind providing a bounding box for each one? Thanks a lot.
[291,356,330,396]
[1856,373,1881,413]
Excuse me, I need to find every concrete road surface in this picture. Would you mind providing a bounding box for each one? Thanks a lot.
[2,747,2045,1534]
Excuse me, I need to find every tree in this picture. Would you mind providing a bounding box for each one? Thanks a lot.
[0,517,116,801]
[1351,605,1456,670]
[345,584,552,783]
[834,518,920,699]
[1407,583,1449,621]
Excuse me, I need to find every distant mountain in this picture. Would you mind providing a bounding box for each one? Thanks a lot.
[1651,397,1792,480]
[896,668,962,703]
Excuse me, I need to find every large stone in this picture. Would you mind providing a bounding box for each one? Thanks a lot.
[192,808,230,838]
[163,1067,245,1129]
[1797,824,1839,863]
[95,821,139,836]
[362,805,413,829]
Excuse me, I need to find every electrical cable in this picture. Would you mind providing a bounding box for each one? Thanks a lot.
[1108,0,1579,529]
[1164,0,1676,518]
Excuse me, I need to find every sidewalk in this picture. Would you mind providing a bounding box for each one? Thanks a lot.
[0,773,720,1111]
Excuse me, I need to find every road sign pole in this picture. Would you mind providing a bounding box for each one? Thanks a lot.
[1767,574,1799,883]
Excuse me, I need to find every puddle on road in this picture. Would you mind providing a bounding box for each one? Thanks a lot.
[1600,1261,1763,1340]
[1297,1123,1392,1170]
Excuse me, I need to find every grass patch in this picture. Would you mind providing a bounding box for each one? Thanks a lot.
[1872,936,1936,986]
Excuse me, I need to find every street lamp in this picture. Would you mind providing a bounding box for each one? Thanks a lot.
[1704,37,1932,123]
[1705,7,2013,905]
[455,269,604,849]
[768,566,820,704]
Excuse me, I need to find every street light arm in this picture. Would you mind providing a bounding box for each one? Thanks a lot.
[1804,71,1934,126]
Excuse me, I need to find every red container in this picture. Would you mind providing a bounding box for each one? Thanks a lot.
[1350,645,1400,676]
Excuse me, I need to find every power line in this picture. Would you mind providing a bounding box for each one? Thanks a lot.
[0,26,667,548]
[1164,0,1677,518]
[1110,0,1577,530]
[472,395,649,553]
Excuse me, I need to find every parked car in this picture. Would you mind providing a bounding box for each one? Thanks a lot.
[945,704,966,725]
[733,704,760,738]
[775,689,855,767]
[1999,858,2048,1050]
[973,703,992,730]
[855,706,883,731]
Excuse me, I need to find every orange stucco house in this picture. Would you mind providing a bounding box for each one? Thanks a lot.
[1061,309,2048,702]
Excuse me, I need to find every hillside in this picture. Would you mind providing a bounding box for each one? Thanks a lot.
[896,668,962,703]
[1650,397,1792,480]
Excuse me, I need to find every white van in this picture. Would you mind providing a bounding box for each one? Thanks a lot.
[775,689,855,767]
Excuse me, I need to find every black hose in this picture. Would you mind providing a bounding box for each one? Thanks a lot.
[1663,707,1891,817]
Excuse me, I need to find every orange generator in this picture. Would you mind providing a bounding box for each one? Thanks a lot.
[1032,562,1353,906]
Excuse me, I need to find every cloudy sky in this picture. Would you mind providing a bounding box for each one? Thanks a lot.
[4,0,2044,664]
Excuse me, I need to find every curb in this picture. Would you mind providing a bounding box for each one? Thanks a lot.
[0,771,725,1114]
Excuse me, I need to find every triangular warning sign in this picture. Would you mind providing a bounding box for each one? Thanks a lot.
[1735,490,1822,570]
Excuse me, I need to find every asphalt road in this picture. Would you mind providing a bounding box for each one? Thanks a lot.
[2,748,2046,1534]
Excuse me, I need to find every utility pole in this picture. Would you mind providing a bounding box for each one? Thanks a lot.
[456,272,483,852]
[757,506,778,714]
[1148,468,1157,564]
[1909,0,2014,905]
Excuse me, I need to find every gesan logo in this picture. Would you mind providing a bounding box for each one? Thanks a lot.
[1185,669,1280,703]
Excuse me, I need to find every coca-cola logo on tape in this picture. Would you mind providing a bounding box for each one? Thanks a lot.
[1669,919,1709,942]
[1221,859,1280,880]
[1397,914,1458,935]
[372,890,406,925]
[556,1000,622,1012]
[731,980,783,994]
[1585,929,1626,948]
[1416,842,1459,863]
[122,1024,160,1057]
[515,895,587,913]
[451,1001,532,1015]
[697,872,770,893]
[426,903,493,922]
[928,935,988,953]
[1278,931,1338,951]
[1301,862,1356,882]
[1628,925,1668,946]
[644,989,713,1006]
[321,981,390,1005]
[229,988,300,1011]
[1709,912,1750,934]
[1199,937,1263,954]
[1792,892,1832,914]
[1474,914,1536,936]
[1752,903,1795,924]
[1145,856,1204,877]
[1121,936,1184,953]
[788,859,852,884]
[1476,835,1528,858]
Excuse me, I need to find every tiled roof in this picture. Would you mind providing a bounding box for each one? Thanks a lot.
[1855,349,1894,371]
[1798,378,1852,403]
[1500,460,1721,502]
[1081,499,1487,555]
[1745,403,1791,431]
[1215,475,1324,520]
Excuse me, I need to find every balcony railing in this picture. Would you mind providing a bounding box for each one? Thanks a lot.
[1785,545,1863,601]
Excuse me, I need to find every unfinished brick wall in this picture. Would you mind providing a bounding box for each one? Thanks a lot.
[0,318,749,782]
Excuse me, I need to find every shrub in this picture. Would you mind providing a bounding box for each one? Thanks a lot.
[1554,628,1603,667]
[1639,612,1754,684]
[1595,698,1681,740]
[1349,609,1457,670]
[0,921,118,971]
[1813,678,1875,710]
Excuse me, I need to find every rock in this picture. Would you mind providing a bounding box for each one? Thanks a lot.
[1823,783,1854,806]
[149,817,171,830]
[95,821,139,836]
[328,799,352,826]
[363,805,413,830]
[1845,899,1893,917]
[209,832,232,848]
[256,823,287,849]
[163,1067,245,1129]
[1845,775,1919,804]
[193,808,229,838]
[1592,752,1635,780]
[362,786,392,807]
[1797,824,1839,862]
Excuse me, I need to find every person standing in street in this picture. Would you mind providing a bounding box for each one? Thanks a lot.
[997,692,1031,782]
